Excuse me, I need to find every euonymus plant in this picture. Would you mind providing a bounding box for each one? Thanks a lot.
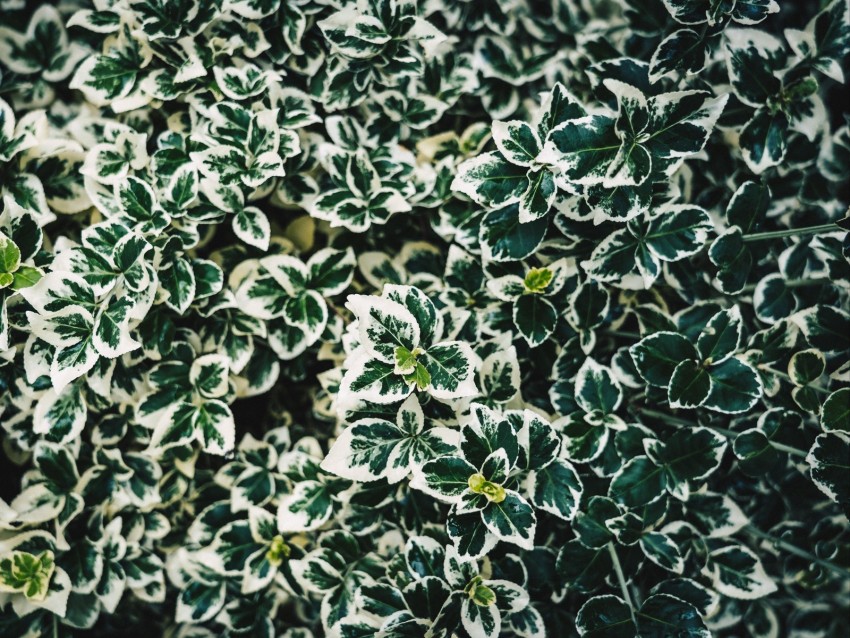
[0,0,849,636]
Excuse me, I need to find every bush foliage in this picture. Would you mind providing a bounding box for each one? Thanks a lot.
[0,0,849,636]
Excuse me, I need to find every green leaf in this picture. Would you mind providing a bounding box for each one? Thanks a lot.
[518,168,557,223]
[726,180,770,234]
[630,332,698,387]
[575,358,623,415]
[340,355,412,405]
[413,456,476,503]
[647,428,727,494]
[11,265,44,290]
[668,360,711,409]
[785,0,850,83]
[793,305,850,353]
[0,550,55,601]
[512,294,557,347]
[34,384,87,445]
[640,532,684,574]
[608,456,666,508]
[491,120,542,167]
[637,594,709,637]
[308,247,355,296]
[347,294,420,363]
[703,358,762,414]
[821,389,850,432]
[480,491,536,550]
[788,349,825,386]
[232,206,271,251]
[176,580,226,624]
[696,307,742,365]
[277,480,334,532]
[480,204,549,263]
[704,545,777,600]
[740,108,789,175]
[321,417,410,483]
[160,257,196,314]
[725,29,786,108]
[649,28,708,82]
[807,432,850,510]
[452,152,528,208]
[93,296,139,358]
[644,205,712,262]
[421,342,477,400]
[572,496,619,548]
[0,232,21,273]
[576,594,636,637]
[528,459,583,521]
[540,115,620,186]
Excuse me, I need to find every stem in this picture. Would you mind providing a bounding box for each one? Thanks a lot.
[607,542,637,623]
[636,407,808,458]
[746,526,850,579]
[742,223,839,243]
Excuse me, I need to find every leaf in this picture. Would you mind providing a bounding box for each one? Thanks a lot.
[491,120,542,167]
[608,456,666,508]
[644,205,712,262]
[321,418,411,483]
[725,29,786,108]
[821,389,850,432]
[421,342,477,400]
[451,152,528,208]
[277,480,334,532]
[480,204,549,263]
[726,181,770,234]
[339,353,411,405]
[668,360,711,409]
[740,108,789,175]
[788,349,825,386]
[480,491,536,550]
[190,354,230,399]
[807,432,850,510]
[572,496,619,548]
[347,294,420,363]
[308,247,356,296]
[630,332,698,387]
[784,0,850,83]
[512,294,557,347]
[792,305,850,353]
[640,533,684,574]
[232,206,271,251]
[528,459,583,521]
[176,580,225,624]
[703,357,762,414]
[649,29,708,82]
[703,545,777,600]
[0,232,21,273]
[576,594,636,637]
[540,115,620,186]
[413,456,476,503]
[518,168,557,223]
[160,258,196,314]
[575,358,623,415]
[93,296,140,358]
[0,551,55,601]
[637,594,709,637]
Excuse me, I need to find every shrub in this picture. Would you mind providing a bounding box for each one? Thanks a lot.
[0,0,849,636]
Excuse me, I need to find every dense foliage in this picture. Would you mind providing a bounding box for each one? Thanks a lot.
[0,0,849,636]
